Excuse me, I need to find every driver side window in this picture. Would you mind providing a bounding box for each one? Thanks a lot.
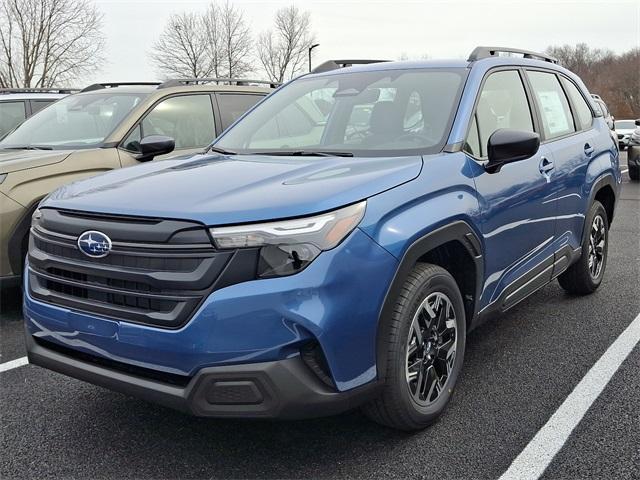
[123,94,216,153]
[465,70,534,158]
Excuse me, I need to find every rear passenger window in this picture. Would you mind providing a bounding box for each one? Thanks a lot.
[30,100,55,114]
[216,94,264,131]
[466,70,534,158]
[560,78,593,130]
[527,71,575,139]
[0,101,26,138]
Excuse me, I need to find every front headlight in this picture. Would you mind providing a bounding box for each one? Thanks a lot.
[209,201,366,277]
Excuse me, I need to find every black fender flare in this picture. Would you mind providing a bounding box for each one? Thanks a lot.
[585,172,617,235]
[375,221,484,382]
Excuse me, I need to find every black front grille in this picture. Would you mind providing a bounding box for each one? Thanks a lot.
[28,208,260,328]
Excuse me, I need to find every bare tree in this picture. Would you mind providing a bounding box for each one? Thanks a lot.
[151,12,213,78]
[545,43,614,81]
[0,0,104,88]
[545,43,639,118]
[203,1,253,78]
[153,2,254,80]
[257,5,314,83]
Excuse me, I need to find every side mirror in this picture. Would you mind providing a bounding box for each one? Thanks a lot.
[635,119,640,126]
[486,129,540,173]
[137,135,175,162]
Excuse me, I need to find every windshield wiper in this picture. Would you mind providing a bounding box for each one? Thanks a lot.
[3,145,53,150]
[251,150,354,157]
[205,145,236,155]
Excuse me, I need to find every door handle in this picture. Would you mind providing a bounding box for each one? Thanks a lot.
[584,143,595,156]
[539,156,554,174]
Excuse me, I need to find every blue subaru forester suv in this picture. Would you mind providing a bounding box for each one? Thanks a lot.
[24,47,621,430]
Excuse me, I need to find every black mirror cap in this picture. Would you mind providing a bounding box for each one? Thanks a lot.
[635,119,640,126]
[137,135,175,162]
[486,129,540,173]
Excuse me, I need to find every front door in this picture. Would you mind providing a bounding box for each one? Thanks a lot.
[464,69,557,312]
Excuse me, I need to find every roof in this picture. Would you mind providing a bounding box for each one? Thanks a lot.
[312,59,471,77]
[0,92,68,101]
[73,83,273,98]
[307,55,577,83]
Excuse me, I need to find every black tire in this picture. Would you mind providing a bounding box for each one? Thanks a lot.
[629,165,639,181]
[558,201,609,295]
[363,263,466,431]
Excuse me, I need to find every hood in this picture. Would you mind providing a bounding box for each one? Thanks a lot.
[42,153,423,225]
[0,149,73,173]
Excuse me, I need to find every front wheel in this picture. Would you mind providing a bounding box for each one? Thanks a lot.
[363,263,466,431]
[629,164,639,181]
[558,201,609,294]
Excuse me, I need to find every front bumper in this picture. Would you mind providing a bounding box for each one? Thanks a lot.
[628,145,640,167]
[24,227,399,393]
[618,135,630,148]
[26,331,379,418]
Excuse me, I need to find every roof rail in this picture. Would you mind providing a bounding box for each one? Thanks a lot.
[311,59,390,74]
[80,82,161,93]
[157,78,280,89]
[468,46,558,64]
[0,87,79,94]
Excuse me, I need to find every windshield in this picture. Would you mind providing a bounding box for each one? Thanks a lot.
[215,68,467,157]
[615,120,635,130]
[0,93,146,149]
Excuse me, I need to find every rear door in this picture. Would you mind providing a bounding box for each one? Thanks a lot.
[118,94,217,167]
[525,70,602,269]
[465,69,557,312]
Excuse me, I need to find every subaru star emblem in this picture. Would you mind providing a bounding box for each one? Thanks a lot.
[77,231,112,258]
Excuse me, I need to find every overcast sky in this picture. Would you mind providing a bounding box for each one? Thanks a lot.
[89,0,640,84]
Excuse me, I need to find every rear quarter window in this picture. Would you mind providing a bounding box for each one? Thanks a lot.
[561,78,593,131]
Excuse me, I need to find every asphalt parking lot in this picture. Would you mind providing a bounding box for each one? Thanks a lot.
[1,153,638,480]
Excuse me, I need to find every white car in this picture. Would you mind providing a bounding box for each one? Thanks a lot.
[0,88,77,139]
[615,119,636,150]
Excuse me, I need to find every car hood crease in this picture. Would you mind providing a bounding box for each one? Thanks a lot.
[41,153,423,225]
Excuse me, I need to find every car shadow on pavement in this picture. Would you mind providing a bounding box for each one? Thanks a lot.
[0,286,22,315]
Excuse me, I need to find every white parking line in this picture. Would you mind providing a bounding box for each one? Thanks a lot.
[621,168,629,174]
[0,356,29,373]
[499,312,640,480]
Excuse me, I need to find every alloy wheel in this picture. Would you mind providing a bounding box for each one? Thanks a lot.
[588,214,606,279]
[405,292,457,406]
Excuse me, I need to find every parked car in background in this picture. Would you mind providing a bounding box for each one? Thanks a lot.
[23,47,620,430]
[590,94,614,130]
[615,119,636,149]
[627,119,640,181]
[0,88,77,139]
[0,79,275,287]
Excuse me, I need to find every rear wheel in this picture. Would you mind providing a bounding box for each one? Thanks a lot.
[558,201,609,294]
[629,164,639,181]
[363,263,466,431]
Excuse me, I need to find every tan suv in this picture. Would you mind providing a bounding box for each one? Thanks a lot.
[0,79,275,287]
